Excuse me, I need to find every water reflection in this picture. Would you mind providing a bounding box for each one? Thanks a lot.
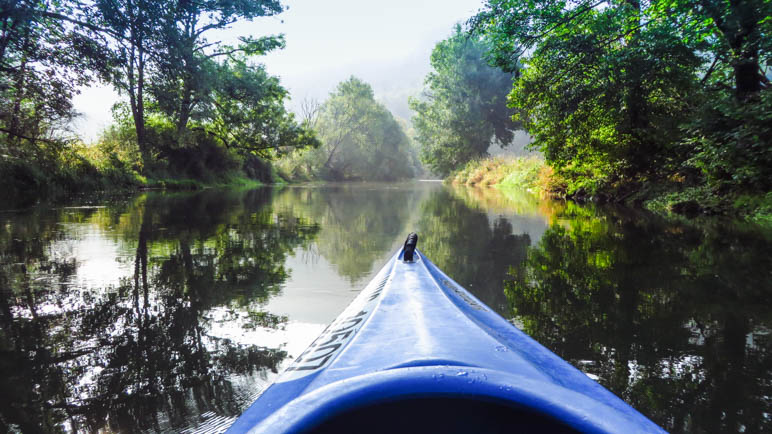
[416,187,541,313]
[0,189,318,432]
[272,184,432,282]
[1,183,770,434]
[505,203,772,433]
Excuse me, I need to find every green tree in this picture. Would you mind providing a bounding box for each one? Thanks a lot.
[472,0,704,195]
[149,0,284,144]
[409,26,519,177]
[92,0,164,169]
[198,55,318,158]
[662,0,772,191]
[471,0,771,196]
[0,1,110,151]
[286,77,417,181]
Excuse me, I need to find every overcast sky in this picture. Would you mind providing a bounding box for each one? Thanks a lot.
[73,0,485,141]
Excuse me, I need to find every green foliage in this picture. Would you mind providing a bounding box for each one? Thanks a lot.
[204,55,319,157]
[148,0,284,144]
[471,0,771,201]
[1,0,311,200]
[475,0,703,194]
[686,91,772,191]
[447,156,545,190]
[410,26,519,176]
[0,143,145,204]
[280,77,417,181]
[733,192,772,226]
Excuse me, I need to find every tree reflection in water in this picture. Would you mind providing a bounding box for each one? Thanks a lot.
[0,188,319,432]
[1,184,770,433]
[505,204,772,433]
[271,183,431,283]
[417,187,537,314]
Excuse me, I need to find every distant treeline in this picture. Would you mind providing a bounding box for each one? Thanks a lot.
[276,77,421,182]
[412,0,771,216]
[0,0,318,201]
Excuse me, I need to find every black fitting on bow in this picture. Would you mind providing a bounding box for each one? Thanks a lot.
[403,232,418,262]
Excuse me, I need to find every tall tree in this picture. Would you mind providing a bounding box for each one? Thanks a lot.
[151,0,284,145]
[409,26,519,177]
[204,54,319,157]
[289,77,417,181]
[471,0,770,195]
[94,0,163,169]
[0,1,109,152]
[471,0,705,194]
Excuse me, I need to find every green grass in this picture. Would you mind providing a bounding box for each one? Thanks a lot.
[448,156,546,190]
[145,174,263,190]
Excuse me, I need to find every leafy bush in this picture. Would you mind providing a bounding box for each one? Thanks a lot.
[686,91,772,192]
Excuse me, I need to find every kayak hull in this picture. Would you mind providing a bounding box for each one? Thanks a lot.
[227,248,665,433]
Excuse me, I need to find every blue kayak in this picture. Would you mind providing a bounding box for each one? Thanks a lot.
[227,234,665,433]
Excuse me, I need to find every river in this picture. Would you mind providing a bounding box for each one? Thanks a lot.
[1,182,770,433]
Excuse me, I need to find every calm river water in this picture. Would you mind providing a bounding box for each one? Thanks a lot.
[1,182,770,433]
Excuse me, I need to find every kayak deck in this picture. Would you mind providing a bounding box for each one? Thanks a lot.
[227,247,665,433]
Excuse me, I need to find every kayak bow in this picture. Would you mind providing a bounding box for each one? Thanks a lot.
[227,234,665,433]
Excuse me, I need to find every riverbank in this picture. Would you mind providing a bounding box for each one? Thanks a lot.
[447,156,553,192]
[0,154,264,207]
[447,156,772,225]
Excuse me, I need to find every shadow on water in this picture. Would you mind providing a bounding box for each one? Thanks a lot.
[504,202,772,433]
[0,188,318,433]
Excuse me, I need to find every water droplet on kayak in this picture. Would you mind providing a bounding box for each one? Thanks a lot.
[456,371,468,377]
[495,345,508,352]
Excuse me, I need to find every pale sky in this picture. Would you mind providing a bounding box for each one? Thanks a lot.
[73,0,485,141]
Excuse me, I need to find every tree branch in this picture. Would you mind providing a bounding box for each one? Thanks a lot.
[701,56,720,84]
[39,11,124,41]
[0,127,65,144]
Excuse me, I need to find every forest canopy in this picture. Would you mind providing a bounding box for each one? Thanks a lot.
[468,0,771,198]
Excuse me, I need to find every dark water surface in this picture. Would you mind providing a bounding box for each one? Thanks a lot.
[1,183,770,433]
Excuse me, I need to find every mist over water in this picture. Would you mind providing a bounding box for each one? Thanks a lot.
[1,183,769,433]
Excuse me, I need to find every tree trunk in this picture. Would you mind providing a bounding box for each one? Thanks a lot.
[623,0,649,174]
[137,48,149,167]
[10,53,27,145]
[176,75,192,143]
[733,47,761,100]
[127,35,150,172]
[705,0,763,101]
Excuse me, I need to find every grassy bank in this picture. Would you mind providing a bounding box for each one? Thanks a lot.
[446,156,560,194]
[446,156,772,225]
[0,151,264,207]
